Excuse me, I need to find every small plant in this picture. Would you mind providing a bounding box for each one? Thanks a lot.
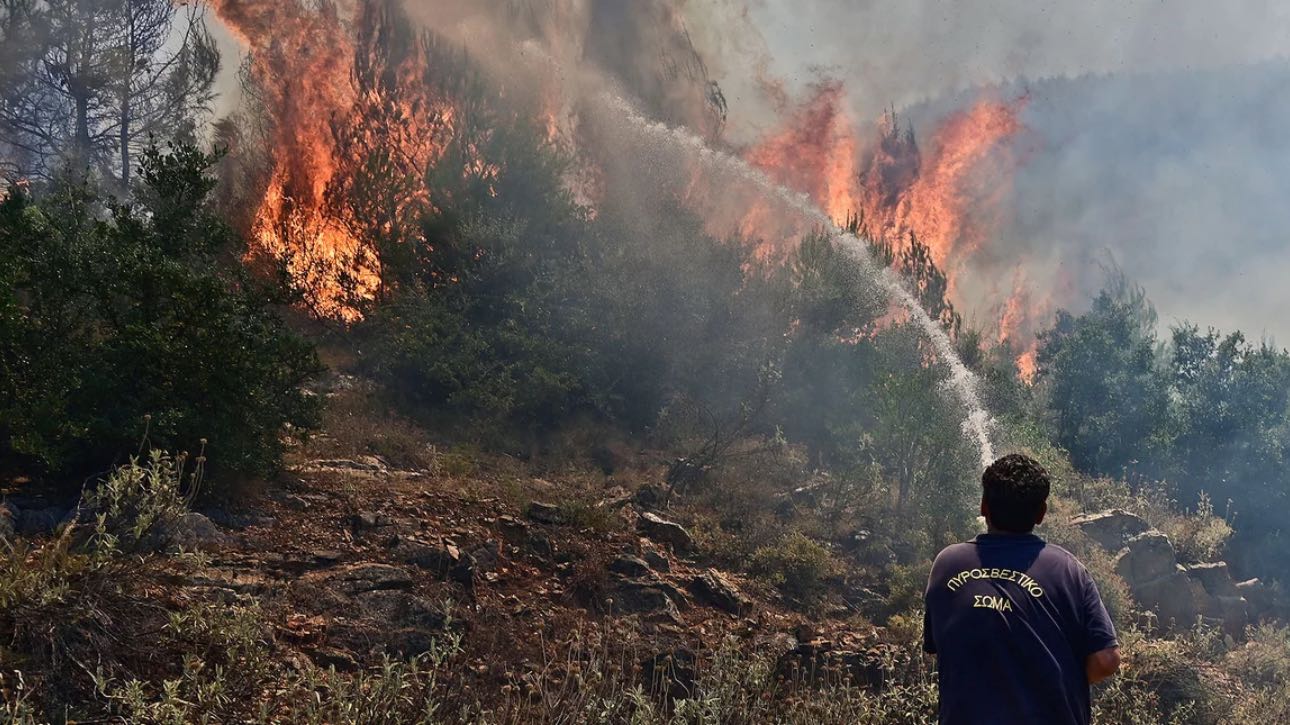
[750,532,839,608]
[81,448,204,556]
[1160,492,1233,564]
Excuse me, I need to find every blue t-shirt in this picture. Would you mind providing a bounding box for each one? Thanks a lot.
[923,533,1118,725]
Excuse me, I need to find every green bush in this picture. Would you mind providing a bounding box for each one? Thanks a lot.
[751,532,839,607]
[0,145,321,482]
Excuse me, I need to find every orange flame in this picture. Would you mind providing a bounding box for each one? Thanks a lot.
[745,83,1035,364]
[745,80,860,224]
[211,0,462,320]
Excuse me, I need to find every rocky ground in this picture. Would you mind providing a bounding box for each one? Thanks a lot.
[1,445,915,708]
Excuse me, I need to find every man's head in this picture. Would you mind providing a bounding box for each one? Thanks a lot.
[981,454,1051,533]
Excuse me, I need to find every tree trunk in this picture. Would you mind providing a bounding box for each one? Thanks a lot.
[120,89,131,186]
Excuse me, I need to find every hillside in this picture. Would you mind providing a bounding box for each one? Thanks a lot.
[6,370,1290,723]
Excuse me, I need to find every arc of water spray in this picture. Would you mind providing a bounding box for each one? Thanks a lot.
[600,94,996,467]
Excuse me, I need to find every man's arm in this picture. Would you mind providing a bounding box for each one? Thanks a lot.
[1086,646,1120,685]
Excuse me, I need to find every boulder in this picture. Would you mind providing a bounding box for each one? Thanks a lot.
[351,511,394,531]
[610,580,683,618]
[165,512,230,551]
[638,512,696,555]
[353,590,447,630]
[17,506,64,536]
[330,563,414,595]
[689,570,751,615]
[526,501,566,526]
[1114,531,1180,585]
[609,555,652,578]
[1132,570,1207,629]
[1185,562,1240,598]
[1071,509,1150,551]
[643,549,671,573]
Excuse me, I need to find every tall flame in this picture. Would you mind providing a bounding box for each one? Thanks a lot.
[745,82,1032,351]
[211,0,458,320]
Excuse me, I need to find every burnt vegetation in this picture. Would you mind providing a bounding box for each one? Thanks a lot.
[4,1,1290,723]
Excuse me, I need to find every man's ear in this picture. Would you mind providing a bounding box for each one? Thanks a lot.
[980,497,989,522]
[1035,501,1048,526]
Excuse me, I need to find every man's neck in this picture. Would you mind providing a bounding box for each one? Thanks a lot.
[986,525,1035,536]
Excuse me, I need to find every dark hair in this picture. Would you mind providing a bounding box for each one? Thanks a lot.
[982,454,1051,533]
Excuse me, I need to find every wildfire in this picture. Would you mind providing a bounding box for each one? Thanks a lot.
[745,80,860,224]
[998,268,1040,383]
[209,0,1044,368]
[745,82,1035,356]
[887,96,1026,272]
[211,0,459,320]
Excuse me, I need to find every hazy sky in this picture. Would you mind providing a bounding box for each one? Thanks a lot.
[205,1,1290,342]
[745,1,1290,113]
[731,1,1290,342]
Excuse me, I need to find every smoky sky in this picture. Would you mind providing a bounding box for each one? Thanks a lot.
[204,1,1290,343]
[722,1,1290,343]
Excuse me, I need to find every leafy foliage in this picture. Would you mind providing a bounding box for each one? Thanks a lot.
[0,145,321,482]
[1034,276,1290,582]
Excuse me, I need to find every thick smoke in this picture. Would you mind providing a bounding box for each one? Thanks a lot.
[746,0,1290,112]
[208,1,1290,341]
[736,0,1290,341]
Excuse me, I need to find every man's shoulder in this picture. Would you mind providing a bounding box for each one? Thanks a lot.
[931,541,980,569]
[1035,541,1087,570]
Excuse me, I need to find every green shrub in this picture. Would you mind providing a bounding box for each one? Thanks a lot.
[0,145,322,483]
[751,532,839,607]
[1158,492,1233,564]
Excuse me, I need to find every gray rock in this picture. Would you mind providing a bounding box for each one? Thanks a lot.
[1114,531,1180,585]
[354,590,447,630]
[638,512,696,555]
[611,580,683,618]
[1185,562,1240,598]
[17,506,64,536]
[166,512,229,552]
[310,646,360,672]
[1132,570,1207,629]
[352,511,394,531]
[689,570,751,615]
[331,563,414,595]
[643,549,671,573]
[609,555,652,578]
[526,501,566,525]
[1071,509,1150,551]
